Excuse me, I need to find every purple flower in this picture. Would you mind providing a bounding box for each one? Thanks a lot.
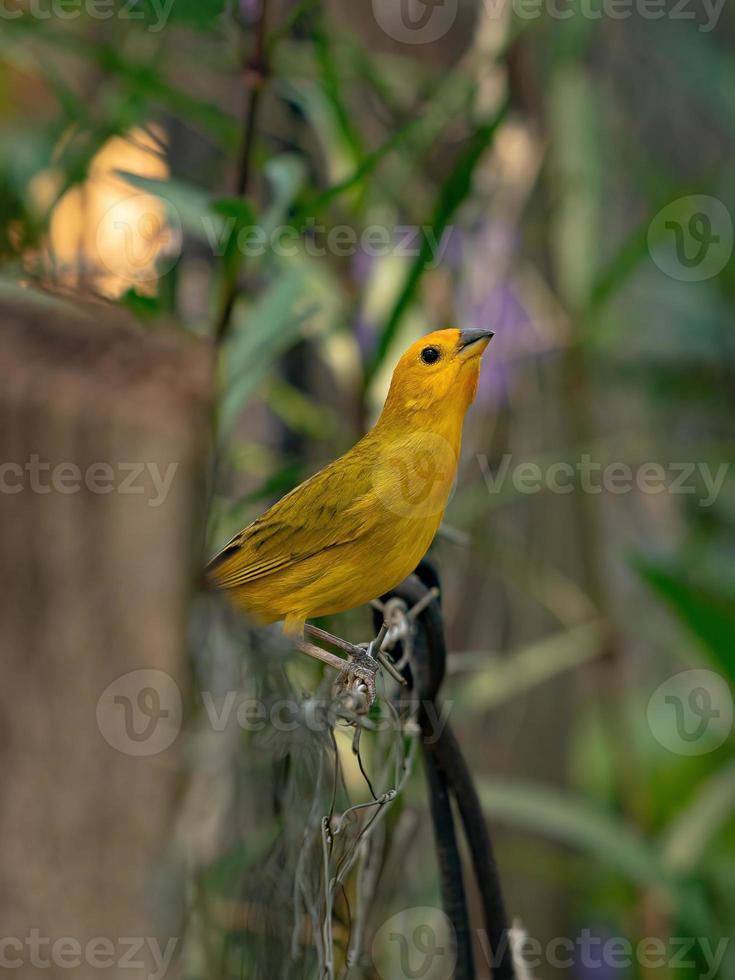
[455,220,558,405]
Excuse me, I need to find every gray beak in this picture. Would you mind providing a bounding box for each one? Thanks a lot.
[458,328,494,351]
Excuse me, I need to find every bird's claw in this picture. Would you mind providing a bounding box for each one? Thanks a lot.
[300,620,410,715]
[333,644,378,713]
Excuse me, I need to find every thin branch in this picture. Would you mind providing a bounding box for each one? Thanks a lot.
[213,0,270,346]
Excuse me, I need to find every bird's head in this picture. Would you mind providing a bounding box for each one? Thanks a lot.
[380,327,494,420]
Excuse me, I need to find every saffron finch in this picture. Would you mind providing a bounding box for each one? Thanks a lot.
[208,328,492,638]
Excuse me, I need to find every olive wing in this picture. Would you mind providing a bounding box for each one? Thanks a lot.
[207,455,378,589]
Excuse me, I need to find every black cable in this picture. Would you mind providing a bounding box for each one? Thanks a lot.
[376,573,473,976]
[375,562,516,980]
[422,739,476,980]
[434,724,515,980]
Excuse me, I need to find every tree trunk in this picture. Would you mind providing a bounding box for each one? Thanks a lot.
[0,286,211,979]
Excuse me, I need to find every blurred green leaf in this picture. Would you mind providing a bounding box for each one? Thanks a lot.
[260,155,307,237]
[588,219,650,315]
[451,622,605,713]
[137,0,226,30]
[0,165,28,258]
[643,20,735,132]
[366,104,508,384]
[118,172,246,253]
[244,460,305,504]
[220,269,316,434]
[636,562,735,685]
[662,761,735,874]
[265,378,338,440]
[212,197,257,222]
[297,122,418,215]
[479,778,671,889]
[118,287,163,320]
[314,26,364,164]
[478,778,714,935]
[212,196,258,279]
[548,65,604,315]
[294,68,474,218]
[13,27,239,147]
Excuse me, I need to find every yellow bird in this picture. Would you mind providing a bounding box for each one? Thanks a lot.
[208,327,492,675]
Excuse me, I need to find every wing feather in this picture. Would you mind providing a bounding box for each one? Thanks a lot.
[207,451,376,590]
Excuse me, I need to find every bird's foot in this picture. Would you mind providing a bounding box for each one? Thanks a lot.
[303,623,407,689]
[295,635,378,713]
[297,617,414,713]
[333,644,378,714]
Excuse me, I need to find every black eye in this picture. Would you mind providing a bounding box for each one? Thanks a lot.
[421,346,441,365]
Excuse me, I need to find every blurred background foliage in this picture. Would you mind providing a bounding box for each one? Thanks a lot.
[2,0,734,976]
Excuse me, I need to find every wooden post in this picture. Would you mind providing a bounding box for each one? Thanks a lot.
[0,286,211,979]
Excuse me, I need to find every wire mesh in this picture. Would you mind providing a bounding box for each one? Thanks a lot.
[183,597,423,980]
